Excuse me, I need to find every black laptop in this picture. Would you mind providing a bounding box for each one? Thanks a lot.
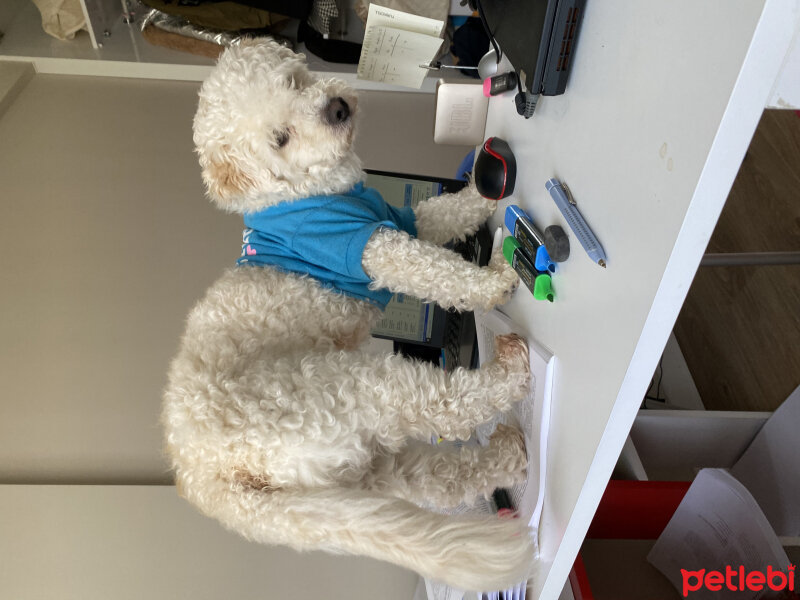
[481,0,586,96]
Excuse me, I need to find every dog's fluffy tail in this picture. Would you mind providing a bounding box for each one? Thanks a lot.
[204,482,535,591]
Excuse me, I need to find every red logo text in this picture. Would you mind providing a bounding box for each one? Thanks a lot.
[681,565,796,597]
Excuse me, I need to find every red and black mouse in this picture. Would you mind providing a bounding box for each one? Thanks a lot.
[474,137,516,200]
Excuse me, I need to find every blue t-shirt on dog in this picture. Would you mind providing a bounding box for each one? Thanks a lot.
[237,182,417,309]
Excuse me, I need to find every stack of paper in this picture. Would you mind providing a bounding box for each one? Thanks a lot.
[357,4,445,89]
[473,307,555,553]
[424,306,556,600]
[478,585,526,600]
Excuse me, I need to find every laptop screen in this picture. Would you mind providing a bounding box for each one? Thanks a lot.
[364,170,467,344]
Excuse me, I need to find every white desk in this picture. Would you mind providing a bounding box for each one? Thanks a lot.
[482,1,799,598]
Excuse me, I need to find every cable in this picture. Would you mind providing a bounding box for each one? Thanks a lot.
[473,0,501,63]
[644,356,666,403]
[473,0,537,119]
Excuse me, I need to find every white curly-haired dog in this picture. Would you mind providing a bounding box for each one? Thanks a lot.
[162,39,535,591]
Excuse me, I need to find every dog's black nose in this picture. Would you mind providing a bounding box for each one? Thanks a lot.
[325,97,351,125]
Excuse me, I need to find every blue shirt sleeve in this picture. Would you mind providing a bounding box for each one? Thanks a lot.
[385,203,417,239]
[291,196,416,282]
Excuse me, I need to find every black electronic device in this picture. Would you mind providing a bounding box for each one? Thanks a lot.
[362,170,492,370]
[480,0,586,97]
[363,170,467,349]
[474,137,517,200]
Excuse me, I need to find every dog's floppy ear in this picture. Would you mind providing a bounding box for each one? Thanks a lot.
[201,148,257,210]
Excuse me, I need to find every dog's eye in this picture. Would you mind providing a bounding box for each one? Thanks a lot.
[275,130,290,148]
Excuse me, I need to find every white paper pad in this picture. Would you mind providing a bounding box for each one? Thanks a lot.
[361,3,445,37]
[473,308,555,555]
[357,5,445,89]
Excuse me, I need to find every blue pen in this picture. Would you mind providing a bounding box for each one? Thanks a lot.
[545,178,607,268]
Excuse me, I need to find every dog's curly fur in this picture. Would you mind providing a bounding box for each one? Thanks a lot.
[162,39,535,591]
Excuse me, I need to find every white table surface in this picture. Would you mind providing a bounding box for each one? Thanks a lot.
[482,1,799,598]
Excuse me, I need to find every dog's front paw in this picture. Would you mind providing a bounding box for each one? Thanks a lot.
[484,247,520,308]
[497,268,520,305]
[493,333,531,400]
[489,423,528,480]
[494,333,529,368]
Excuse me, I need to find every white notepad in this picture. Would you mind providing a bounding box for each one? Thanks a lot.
[473,307,556,554]
[426,307,553,600]
[357,5,445,89]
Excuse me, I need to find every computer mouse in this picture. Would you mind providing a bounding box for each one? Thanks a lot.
[474,137,516,200]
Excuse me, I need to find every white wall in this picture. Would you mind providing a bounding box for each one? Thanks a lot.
[0,485,418,600]
[0,70,220,484]
[0,62,471,599]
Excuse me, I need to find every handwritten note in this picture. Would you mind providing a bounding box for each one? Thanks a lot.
[357,5,445,89]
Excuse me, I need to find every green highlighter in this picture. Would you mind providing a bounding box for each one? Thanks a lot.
[503,236,554,302]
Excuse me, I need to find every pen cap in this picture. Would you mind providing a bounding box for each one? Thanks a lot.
[502,235,521,267]
[492,226,504,254]
[533,273,554,302]
[504,204,529,234]
[545,178,560,194]
[535,245,556,273]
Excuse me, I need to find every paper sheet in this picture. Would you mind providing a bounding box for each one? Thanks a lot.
[730,384,800,537]
[425,578,466,600]
[647,468,791,600]
[362,3,445,37]
[473,308,555,555]
[357,4,445,89]
[479,584,526,600]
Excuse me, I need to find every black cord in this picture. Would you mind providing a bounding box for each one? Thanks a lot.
[473,0,502,63]
[644,355,665,403]
[473,0,530,117]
